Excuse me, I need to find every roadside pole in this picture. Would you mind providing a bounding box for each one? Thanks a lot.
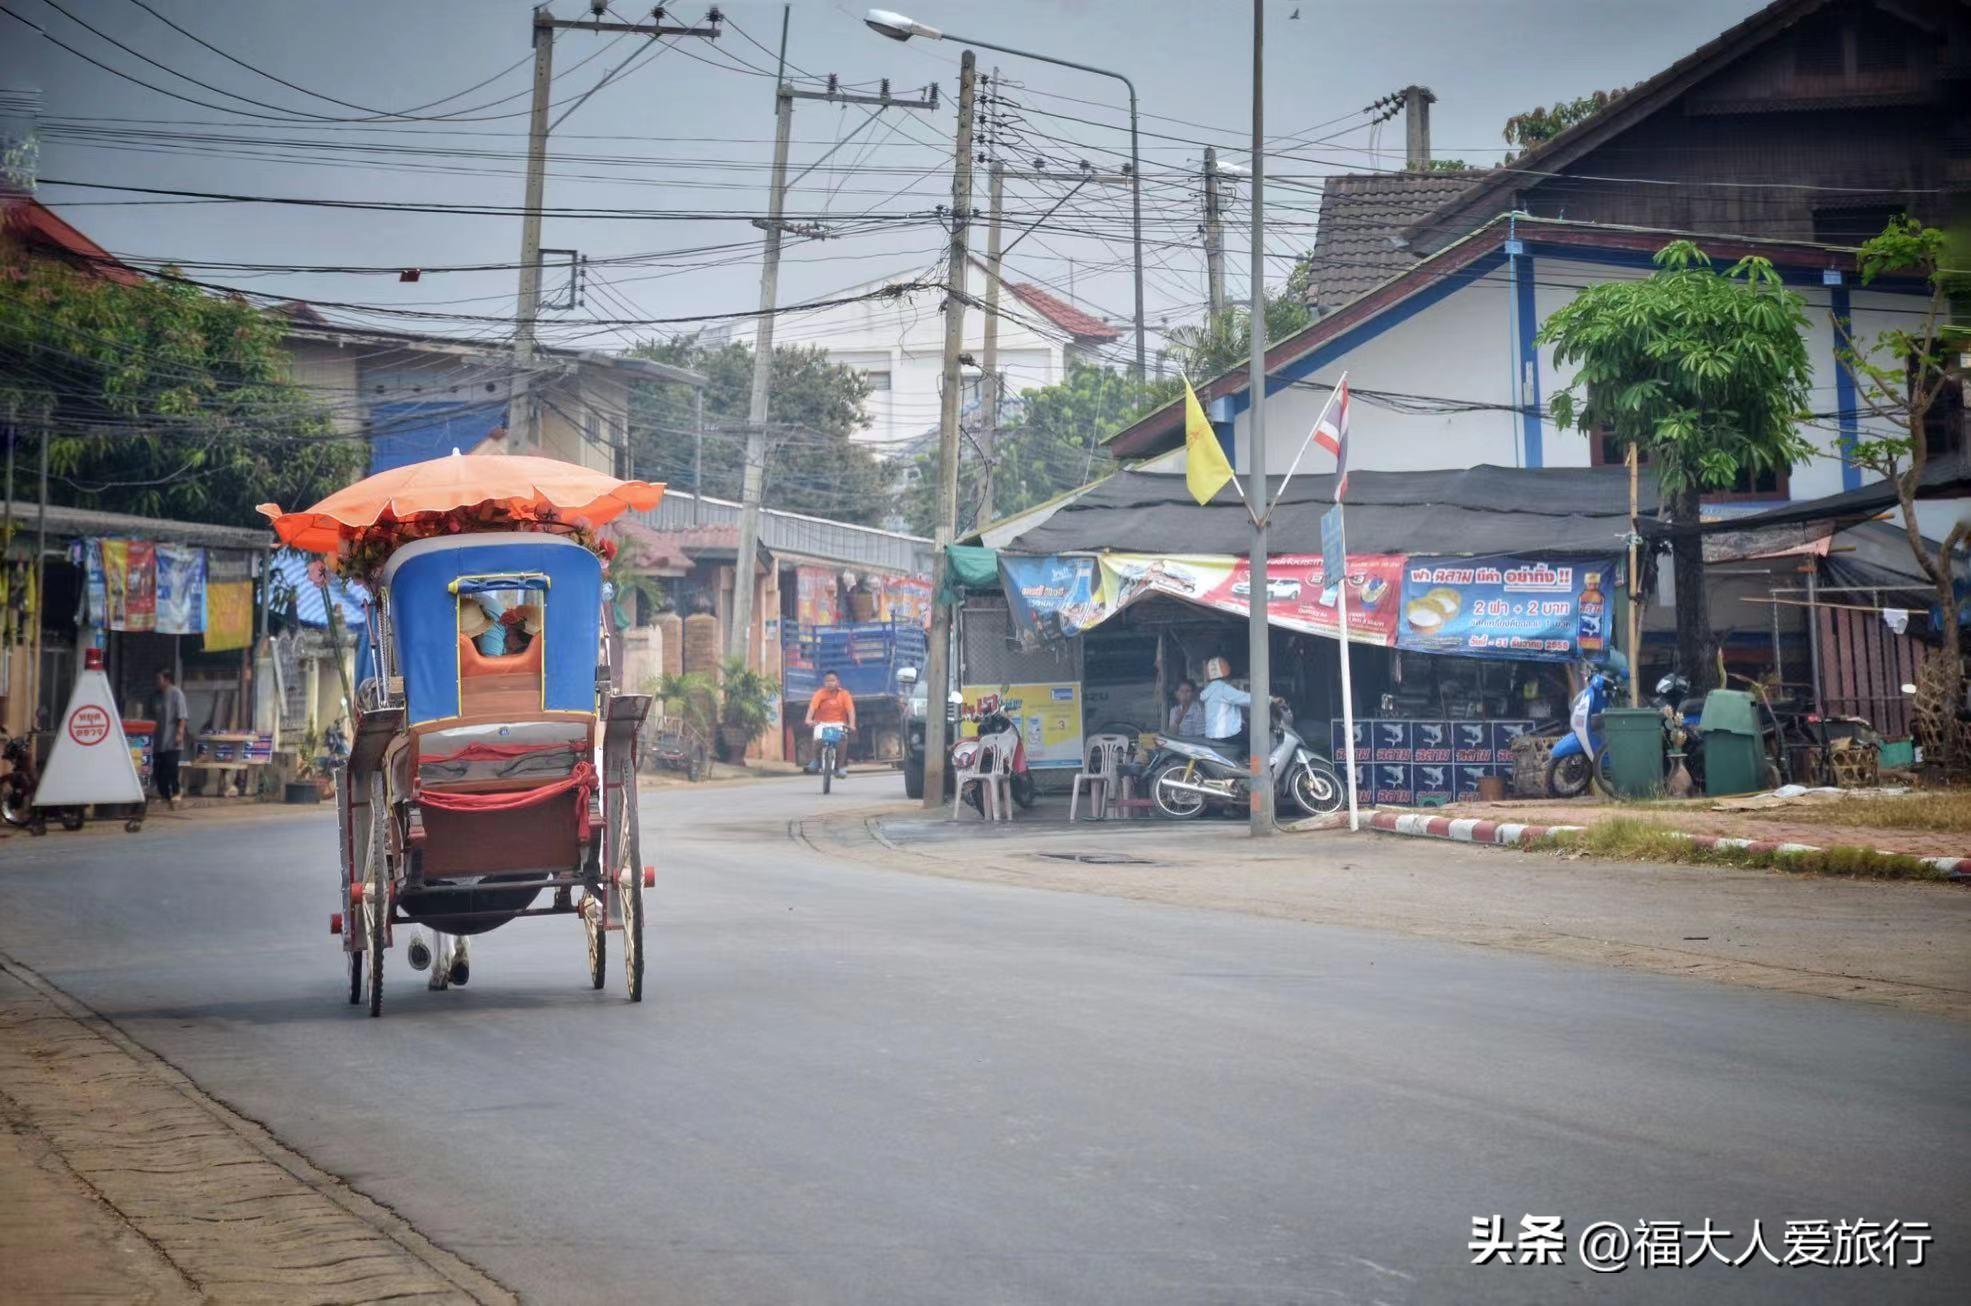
[975,159,1005,532]
[1245,0,1273,835]
[1203,146,1225,318]
[1627,442,1643,706]
[732,5,794,663]
[692,386,705,526]
[1327,505,1362,831]
[922,50,977,811]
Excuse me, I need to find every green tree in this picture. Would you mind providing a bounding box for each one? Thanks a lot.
[1538,241,1815,685]
[1837,216,1969,772]
[0,255,358,525]
[1161,260,1314,385]
[1502,88,1627,159]
[625,334,886,525]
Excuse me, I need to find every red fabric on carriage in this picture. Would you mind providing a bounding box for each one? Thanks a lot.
[419,740,576,765]
[415,760,597,841]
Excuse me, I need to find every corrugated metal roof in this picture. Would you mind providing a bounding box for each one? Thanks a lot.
[271,550,368,628]
[0,500,272,551]
[635,492,933,575]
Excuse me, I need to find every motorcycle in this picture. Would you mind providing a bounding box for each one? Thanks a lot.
[950,695,1036,815]
[1654,673,1706,796]
[1146,702,1343,820]
[1546,666,1622,798]
[1,727,37,831]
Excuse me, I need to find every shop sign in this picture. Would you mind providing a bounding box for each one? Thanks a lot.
[1397,555,1613,662]
[1000,555,1106,644]
[1335,718,1532,806]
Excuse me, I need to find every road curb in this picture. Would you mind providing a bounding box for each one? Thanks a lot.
[1363,810,1971,880]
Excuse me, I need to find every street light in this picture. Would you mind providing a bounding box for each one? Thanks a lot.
[863,8,1147,381]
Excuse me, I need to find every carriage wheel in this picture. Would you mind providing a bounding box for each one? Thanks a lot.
[365,772,388,1018]
[347,951,363,1005]
[613,756,645,1003]
[584,895,607,990]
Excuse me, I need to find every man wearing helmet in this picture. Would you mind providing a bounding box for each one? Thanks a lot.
[1198,657,1253,756]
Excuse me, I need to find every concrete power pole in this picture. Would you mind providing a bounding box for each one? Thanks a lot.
[514,4,721,451]
[1203,146,1226,319]
[921,50,977,811]
[1245,0,1274,835]
[732,12,940,663]
[975,160,1005,533]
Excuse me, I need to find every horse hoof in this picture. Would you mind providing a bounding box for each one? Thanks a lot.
[449,959,470,987]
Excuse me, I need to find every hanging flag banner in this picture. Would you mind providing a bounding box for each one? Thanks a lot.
[203,551,255,652]
[880,575,934,627]
[101,539,158,632]
[1102,552,1405,646]
[1000,555,1108,645]
[155,544,207,635]
[794,566,840,627]
[1397,555,1613,662]
[79,538,107,627]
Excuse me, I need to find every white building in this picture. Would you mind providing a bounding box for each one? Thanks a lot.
[765,267,1124,454]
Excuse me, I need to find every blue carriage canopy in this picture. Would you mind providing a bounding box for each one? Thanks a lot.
[380,533,603,725]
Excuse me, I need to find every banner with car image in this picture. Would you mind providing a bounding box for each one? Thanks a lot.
[1100,552,1405,646]
[1396,555,1616,662]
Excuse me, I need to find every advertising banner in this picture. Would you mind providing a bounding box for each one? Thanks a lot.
[1000,555,1108,645]
[795,566,840,627]
[880,575,933,627]
[960,681,1084,769]
[204,582,254,652]
[1334,717,1532,807]
[100,539,158,633]
[1100,552,1405,646]
[155,544,207,635]
[1396,556,1613,662]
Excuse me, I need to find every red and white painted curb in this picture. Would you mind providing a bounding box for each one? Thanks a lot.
[1362,810,1971,881]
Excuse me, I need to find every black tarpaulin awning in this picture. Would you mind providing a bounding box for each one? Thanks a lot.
[1002,464,1652,557]
[1653,451,1971,539]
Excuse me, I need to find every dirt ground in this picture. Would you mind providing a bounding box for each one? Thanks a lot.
[0,958,514,1305]
[800,801,1971,1022]
[1410,794,1971,858]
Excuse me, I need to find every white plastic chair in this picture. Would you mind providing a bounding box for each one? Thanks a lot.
[952,733,1012,821]
[1070,735,1126,821]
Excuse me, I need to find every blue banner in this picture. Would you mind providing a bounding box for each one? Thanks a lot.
[155,544,207,635]
[1397,556,1613,662]
[1000,555,1105,646]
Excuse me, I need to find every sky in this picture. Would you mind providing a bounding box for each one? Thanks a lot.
[1,0,1775,374]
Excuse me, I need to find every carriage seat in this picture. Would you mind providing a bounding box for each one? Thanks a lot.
[458,634,543,719]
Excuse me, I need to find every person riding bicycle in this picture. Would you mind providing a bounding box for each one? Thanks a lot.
[804,671,856,777]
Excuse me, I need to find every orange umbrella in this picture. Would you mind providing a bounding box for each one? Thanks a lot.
[259,453,665,554]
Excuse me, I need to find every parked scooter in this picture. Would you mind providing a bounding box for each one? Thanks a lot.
[1546,665,1622,797]
[1654,673,1707,796]
[950,694,1037,815]
[1,727,38,831]
[1146,702,1344,820]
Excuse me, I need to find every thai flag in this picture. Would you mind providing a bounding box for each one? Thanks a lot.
[1313,379,1351,501]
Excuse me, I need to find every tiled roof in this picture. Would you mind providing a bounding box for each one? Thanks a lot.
[1304,171,1487,312]
[1006,281,1122,342]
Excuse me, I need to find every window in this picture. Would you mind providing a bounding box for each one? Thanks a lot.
[1921,368,1965,460]
[863,369,892,392]
[1590,428,1788,501]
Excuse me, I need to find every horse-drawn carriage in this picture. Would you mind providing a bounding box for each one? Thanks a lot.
[261,454,662,1016]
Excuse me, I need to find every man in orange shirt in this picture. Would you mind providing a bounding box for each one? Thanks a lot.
[805,671,856,776]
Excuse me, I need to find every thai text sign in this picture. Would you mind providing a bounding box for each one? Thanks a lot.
[1397,556,1611,662]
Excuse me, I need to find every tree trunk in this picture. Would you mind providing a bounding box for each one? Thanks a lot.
[1668,483,1714,688]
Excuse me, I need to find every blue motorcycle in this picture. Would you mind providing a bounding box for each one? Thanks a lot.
[1546,667,1622,798]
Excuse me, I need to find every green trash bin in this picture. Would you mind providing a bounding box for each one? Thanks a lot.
[1601,708,1667,799]
[1699,689,1765,796]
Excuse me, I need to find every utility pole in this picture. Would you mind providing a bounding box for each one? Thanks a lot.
[731,5,793,665]
[1245,0,1273,835]
[975,160,1005,532]
[732,17,940,663]
[1203,145,1226,318]
[514,4,722,452]
[692,386,705,526]
[922,50,977,811]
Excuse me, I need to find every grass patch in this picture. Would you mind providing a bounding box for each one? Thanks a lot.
[1735,790,1971,835]
[1536,816,1954,882]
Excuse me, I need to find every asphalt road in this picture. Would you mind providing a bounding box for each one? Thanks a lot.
[2,777,1967,1304]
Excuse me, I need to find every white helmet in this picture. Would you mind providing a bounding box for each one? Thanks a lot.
[1203,656,1231,681]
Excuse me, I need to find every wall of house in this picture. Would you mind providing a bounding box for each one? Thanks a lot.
[753,279,1070,452]
[1228,249,1955,539]
[284,339,363,436]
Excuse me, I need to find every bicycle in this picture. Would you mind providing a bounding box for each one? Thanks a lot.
[815,724,845,795]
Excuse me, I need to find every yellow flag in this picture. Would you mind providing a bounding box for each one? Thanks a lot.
[1183,381,1234,505]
